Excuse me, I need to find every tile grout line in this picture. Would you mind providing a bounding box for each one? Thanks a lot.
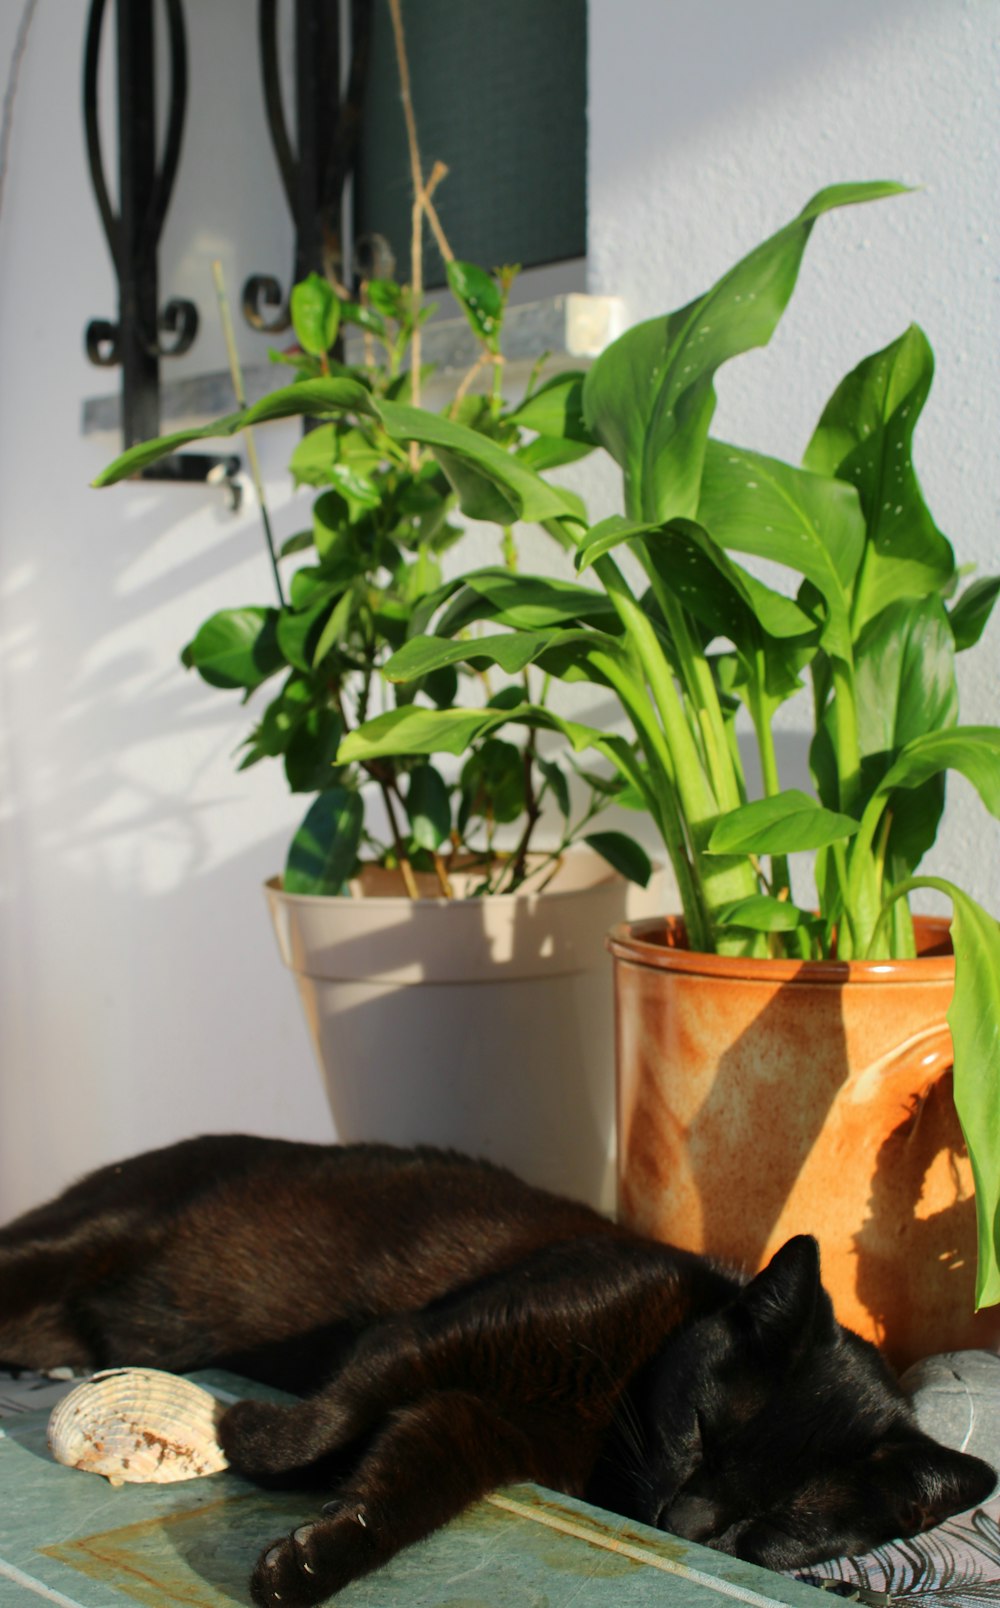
[0,1557,89,1607]
[485,1493,795,1608]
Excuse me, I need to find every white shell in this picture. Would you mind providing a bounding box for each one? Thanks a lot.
[47,1368,229,1485]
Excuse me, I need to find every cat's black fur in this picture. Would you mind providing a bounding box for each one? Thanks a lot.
[0,1134,992,1606]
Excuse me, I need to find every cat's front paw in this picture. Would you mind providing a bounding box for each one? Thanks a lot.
[219,1399,308,1478]
[250,1510,376,1607]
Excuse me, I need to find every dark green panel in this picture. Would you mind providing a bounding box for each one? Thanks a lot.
[356,0,587,285]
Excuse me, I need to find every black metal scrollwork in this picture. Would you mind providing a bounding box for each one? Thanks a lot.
[242,0,372,333]
[82,0,238,497]
[242,273,290,335]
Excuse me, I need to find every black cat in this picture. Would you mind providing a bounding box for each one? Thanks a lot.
[0,1134,992,1607]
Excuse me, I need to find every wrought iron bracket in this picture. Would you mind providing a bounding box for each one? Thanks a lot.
[82,0,239,500]
[242,0,371,333]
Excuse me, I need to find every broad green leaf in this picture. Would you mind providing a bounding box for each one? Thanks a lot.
[290,273,341,356]
[585,830,653,888]
[698,441,864,660]
[708,789,860,855]
[405,764,452,851]
[893,880,1000,1307]
[717,895,815,932]
[339,702,632,764]
[377,402,577,524]
[446,260,502,345]
[290,563,347,611]
[950,575,1000,652]
[384,627,616,684]
[875,728,1000,818]
[510,372,595,442]
[433,570,618,637]
[181,607,283,691]
[852,595,957,868]
[276,597,337,674]
[582,181,909,522]
[94,377,375,485]
[283,786,363,895]
[284,707,345,793]
[945,887,1000,1307]
[803,326,955,629]
[578,515,816,642]
[340,706,506,760]
[515,435,595,472]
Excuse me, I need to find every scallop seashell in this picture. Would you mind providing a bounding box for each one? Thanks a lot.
[47,1367,230,1486]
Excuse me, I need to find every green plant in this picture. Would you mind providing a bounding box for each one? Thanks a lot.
[96,265,638,899]
[96,182,1000,1301]
[333,181,1000,1306]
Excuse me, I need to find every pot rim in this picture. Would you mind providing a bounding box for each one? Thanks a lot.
[607,915,955,983]
[264,846,627,910]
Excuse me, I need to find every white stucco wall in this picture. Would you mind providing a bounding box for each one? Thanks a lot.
[0,0,996,1221]
[0,2,334,1223]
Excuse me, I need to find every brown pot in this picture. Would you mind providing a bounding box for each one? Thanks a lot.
[609,915,1000,1369]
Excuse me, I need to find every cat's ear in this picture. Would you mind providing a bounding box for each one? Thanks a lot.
[737,1236,835,1352]
[870,1433,996,1534]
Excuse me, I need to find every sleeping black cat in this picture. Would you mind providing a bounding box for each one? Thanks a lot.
[0,1135,992,1606]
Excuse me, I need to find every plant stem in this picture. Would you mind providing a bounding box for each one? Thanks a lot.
[592,551,757,938]
[378,770,420,899]
[211,260,285,608]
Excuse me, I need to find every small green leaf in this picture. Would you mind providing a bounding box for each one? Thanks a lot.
[284,707,345,793]
[290,273,341,357]
[283,787,363,895]
[311,588,355,668]
[377,402,577,525]
[461,739,525,825]
[584,831,652,887]
[716,895,814,932]
[289,424,339,488]
[510,372,595,442]
[708,790,860,855]
[538,757,571,818]
[950,576,1000,651]
[181,607,284,691]
[446,260,503,345]
[406,764,452,851]
[326,463,381,510]
[277,597,338,673]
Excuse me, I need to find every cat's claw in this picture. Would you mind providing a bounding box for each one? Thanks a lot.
[250,1513,375,1607]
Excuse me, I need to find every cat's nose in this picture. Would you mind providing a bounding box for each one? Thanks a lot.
[660,1493,724,1543]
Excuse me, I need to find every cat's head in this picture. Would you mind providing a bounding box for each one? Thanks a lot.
[628,1236,996,1569]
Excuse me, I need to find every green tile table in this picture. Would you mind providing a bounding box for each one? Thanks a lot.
[0,1373,823,1608]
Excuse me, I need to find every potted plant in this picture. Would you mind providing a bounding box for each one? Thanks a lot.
[94,261,659,1211]
[96,182,1000,1361]
[250,180,997,1367]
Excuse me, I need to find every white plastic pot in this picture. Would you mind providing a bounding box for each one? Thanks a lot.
[265,850,661,1210]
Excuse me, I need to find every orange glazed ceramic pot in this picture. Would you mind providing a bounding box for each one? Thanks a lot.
[609,916,1000,1369]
